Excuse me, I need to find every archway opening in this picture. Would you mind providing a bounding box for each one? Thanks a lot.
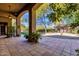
[36,3,53,35]
[20,11,29,37]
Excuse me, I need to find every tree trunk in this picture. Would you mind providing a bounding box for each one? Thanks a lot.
[43,15,47,33]
[44,24,47,33]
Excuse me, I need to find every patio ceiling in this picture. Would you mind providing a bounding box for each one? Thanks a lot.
[0,3,36,17]
[0,3,26,12]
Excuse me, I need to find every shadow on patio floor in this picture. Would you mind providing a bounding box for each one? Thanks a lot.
[43,35,79,39]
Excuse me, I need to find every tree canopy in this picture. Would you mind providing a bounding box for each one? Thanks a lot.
[47,3,79,25]
[36,3,79,30]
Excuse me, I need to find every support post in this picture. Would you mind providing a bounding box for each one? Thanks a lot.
[16,18,21,36]
[29,9,36,34]
[28,9,36,41]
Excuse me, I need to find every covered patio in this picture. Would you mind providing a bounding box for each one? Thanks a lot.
[0,3,79,56]
[0,3,42,38]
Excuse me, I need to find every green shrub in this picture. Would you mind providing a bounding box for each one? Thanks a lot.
[47,29,56,32]
[24,33,29,39]
[24,32,40,43]
[75,49,79,56]
[28,32,41,43]
[21,32,29,38]
[36,28,56,33]
[36,29,45,33]
[22,32,41,43]
[22,32,40,43]
[7,26,15,37]
[77,30,79,34]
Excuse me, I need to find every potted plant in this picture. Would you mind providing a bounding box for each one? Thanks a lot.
[75,49,79,55]
[7,26,15,37]
[7,26,12,37]
[24,32,41,43]
[28,32,41,43]
[23,32,29,39]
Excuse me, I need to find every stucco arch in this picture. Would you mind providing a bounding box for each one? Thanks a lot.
[16,3,43,36]
[17,10,28,20]
[17,3,43,20]
[16,10,29,36]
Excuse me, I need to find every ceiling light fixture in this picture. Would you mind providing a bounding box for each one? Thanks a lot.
[8,5,12,19]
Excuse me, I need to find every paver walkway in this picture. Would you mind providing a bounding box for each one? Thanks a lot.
[0,35,79,56]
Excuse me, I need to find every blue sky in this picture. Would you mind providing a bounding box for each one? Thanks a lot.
[21,12,29,26]
[21,12,52,27]
[21,12,71,28]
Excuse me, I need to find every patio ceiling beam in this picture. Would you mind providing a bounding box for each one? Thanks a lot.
[1,3,36,17]
[15,3,36,17]
[7,3,42,17]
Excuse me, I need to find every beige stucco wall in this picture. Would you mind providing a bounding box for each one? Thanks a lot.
[0,17,12,35]
[0,17,12,26]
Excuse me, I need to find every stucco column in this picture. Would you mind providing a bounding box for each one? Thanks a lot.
[5,25,7,35]
[28,9,36,41]
[0,25,1,35]
[7,18,12,37]
[29,9,36,34]
[16,18,21,36]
